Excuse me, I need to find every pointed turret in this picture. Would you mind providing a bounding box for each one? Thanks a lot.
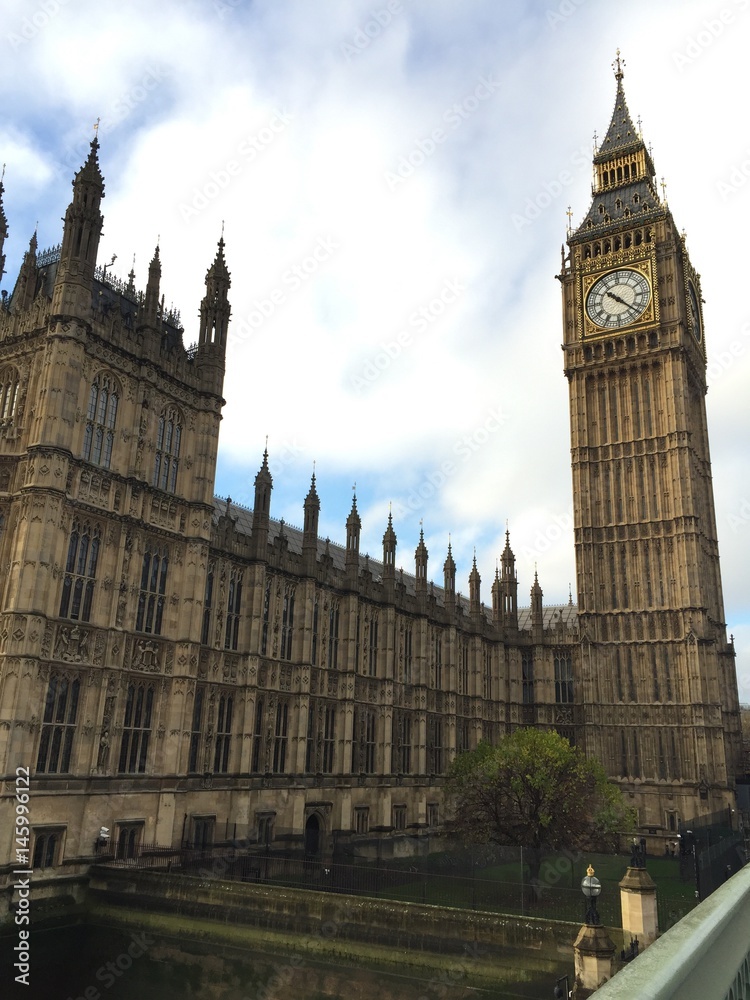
[415,525,428,595]
[345,491,361,584]
[198,235,231,355]
[491,565,501,625]
[469,553,481,620]
[13,231,39,313]
[382,510,397,598]
[0,169,8,286]
[530,570,544,642]
[302,471,320,574]
[382,511,396,570]
[250,448,272,560]
[443,540,456,611]
[139,244,161,328]
[51,135,105,316]
[500,528,518,629]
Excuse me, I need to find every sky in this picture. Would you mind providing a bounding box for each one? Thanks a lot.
[1,0,748,696]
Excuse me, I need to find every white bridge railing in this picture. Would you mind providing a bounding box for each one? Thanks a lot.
[595,860,750,999]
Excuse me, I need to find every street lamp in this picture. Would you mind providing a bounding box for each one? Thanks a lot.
[581,863,601,925]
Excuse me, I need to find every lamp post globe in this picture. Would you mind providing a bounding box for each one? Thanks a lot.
[581,863,601,925]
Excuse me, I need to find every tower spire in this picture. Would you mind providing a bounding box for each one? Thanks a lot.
[198,233,231,356]
[51,134,105,316]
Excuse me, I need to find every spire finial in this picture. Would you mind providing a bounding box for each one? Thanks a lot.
[660,176,668,205]
[93,117,101,137]
[613,49,624,81]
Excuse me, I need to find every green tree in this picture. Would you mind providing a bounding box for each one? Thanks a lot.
[446,729,634,888]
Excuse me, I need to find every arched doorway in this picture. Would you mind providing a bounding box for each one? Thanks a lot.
[304,813,321,858]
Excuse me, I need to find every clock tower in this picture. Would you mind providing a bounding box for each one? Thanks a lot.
[560,56,742,826]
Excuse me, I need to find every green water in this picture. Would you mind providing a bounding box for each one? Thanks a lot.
[4,924,569,1000]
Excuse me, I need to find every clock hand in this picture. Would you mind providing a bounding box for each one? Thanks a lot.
[604,290,629,307]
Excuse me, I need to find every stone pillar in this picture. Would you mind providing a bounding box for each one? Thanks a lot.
[572,923,616,998]
[619,864,658,948]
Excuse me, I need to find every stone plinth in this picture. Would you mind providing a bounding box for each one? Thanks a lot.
[619,866,658,948]
[572,923,615,998]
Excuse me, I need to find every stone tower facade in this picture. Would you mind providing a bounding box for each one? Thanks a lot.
[0,66,742,904]
[559,57,742,826]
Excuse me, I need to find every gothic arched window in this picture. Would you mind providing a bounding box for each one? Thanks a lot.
[82,373,119,468]
[59,520,100,621]
[0,367,20,421]
[153,407,182,493]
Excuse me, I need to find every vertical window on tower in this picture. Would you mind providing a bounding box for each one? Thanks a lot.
[643,379,653,436]
[459,643,469,695]
[456,718,470,754]
[598,385,608,442]
[188,686,205,773]
[82,373,119,468]
[521,651,534,704]
[280,586,294,660]
[36,675,80,773]
[59,521,100,622]
[433,632,443,689]
[657,732,667,780]
[261,580,271,655]
[328,603,339,669]
[224,571,242,650]
[404,625,413,684]
[554,651,574,704]
[214,693,233,773]
[272,701,288,773]
[118,683,154,773]
[311,596,319,665]
[427,716,443,774]
[322,705,336,773]
[609,383,619,441]
[394,711,412,773]
[620,731,628,778]
[368,615,379,676]
[153,407,182,494]
[0,367,19,421]
[251,698,264,772]
[482,647,492,700]
[201,568,214,646]
[136,546,168,634]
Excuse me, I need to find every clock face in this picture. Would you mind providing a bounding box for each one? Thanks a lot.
[586,269,651,329]
[688,281,702,342]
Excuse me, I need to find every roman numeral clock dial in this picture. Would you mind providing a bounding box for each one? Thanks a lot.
[585,268,651,329]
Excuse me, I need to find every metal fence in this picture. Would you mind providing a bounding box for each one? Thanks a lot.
[96,842,639,926]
